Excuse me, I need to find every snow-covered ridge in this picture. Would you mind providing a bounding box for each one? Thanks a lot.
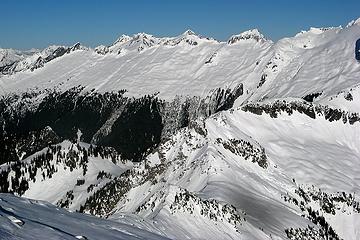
[0,48,39,68]
[0,43,88,75]
[346,17,360,27]
[1,20,359,103]
[106,29,217,54]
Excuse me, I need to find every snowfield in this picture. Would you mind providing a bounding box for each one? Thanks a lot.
[0,193,169,240]
[0,18,360,240]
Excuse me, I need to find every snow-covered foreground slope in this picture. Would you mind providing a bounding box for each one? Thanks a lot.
[1,18,360,240]
[0,193,169,240]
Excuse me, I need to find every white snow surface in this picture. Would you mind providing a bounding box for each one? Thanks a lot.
[0,193,169,240]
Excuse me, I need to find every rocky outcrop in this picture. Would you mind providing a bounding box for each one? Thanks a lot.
[242,100,360,124]
[227,29,267,44]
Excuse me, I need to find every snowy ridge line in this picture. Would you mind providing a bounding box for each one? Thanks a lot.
[0,28,262,77]
[0,43,87,76]
[0,20,359,104]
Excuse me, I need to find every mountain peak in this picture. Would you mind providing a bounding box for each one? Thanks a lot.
[346,17,360,27]
[113,34,131,45]
[133,32,156,39]
[182,29,196,36]
[227,29,267,44]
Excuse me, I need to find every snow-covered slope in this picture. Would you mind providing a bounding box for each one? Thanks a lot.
[0,193,168,240]
[2,101,358,239]
[248,23,360,105]
[109,104,360,240]
[1,21,359,105]
[1,18,360,240]
[0,29,271,100]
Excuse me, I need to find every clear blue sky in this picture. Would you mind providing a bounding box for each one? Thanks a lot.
[1,0,360,50]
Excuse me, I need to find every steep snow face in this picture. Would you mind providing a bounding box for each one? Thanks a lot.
[21,141,133,210]
[0,193,169,240]
[247,24,360,105]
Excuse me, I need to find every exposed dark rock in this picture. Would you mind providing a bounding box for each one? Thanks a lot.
[242,100,360,125]
[44,47,67,62]
[302,92,322,102]
[355,38,360,61]
[258,74,267,88]
[99,95,163,162]
[0,83,244,164]
[344,92,353,101]
[216,138,268,168]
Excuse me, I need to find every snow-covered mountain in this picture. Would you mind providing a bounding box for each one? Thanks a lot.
[0,18,360,240]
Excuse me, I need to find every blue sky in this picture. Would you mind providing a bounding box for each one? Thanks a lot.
[1,0,360,50]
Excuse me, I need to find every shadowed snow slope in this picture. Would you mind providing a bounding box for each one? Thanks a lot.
[0,193,169,240]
